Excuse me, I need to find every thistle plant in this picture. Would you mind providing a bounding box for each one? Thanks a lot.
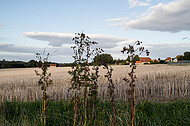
[103,65,117,126]
[95,54,117,125]
[121,41,149,126]
[35,53,53,126]
[68,33,103,126]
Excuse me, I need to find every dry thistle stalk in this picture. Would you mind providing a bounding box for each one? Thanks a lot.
[121,41,149,126]
[68,33,103,126]
[103,65,117,126]
[35,53,53,126]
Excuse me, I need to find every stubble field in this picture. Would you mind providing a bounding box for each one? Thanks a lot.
[0,64,190,102]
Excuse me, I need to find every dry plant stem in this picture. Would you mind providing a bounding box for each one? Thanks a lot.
[92,66,99,120]
[122,41,149,126]
[69,33,103,126]
[73,90,78,126]
[104,65,117,126]
[129,63,135,126]
[84,46,90,126]
[35,53,52,126]
[43,90,46,126]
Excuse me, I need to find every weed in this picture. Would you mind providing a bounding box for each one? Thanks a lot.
[68,33,103,125]
[35,53,53,126]
[121,41,149,126]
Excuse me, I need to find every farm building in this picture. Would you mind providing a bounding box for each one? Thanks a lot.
[171,58,178,62]
[136,61,142,65]
[165,57,172,62]
[50,64,56,67]
[140,57,150,64]
[136,57,151,65]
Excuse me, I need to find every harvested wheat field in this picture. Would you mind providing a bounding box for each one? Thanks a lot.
[0,64,190,102]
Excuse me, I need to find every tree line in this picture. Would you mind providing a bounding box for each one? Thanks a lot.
[176,52,190,60]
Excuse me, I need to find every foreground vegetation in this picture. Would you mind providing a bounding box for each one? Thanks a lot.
[0,100,189,126]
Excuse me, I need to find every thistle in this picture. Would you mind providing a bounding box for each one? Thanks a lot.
[35,52,53,126]
[121,41,149,126]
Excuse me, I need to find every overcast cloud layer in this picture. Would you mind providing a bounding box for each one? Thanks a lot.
[108,0,190,32]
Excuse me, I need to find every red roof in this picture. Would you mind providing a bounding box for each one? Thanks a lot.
[136,61,141,63]
[50,64,56,66]
[165,57,172,60]
[140,57,150,62]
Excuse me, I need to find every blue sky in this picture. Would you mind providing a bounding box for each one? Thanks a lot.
[0,0,190,63]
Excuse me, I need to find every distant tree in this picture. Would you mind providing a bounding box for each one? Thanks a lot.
[184,52,190,60]
[134,55,140,62]
[93,54,113,65]
[112,59,117,64]
[115,59,125,65]
[176,55,184,60]
[27,60,38,67]
[160,60,166,64]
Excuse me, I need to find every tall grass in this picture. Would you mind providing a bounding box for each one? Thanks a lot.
[0,100,190,125]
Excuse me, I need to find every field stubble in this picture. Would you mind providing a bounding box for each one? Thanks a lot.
[0,64,190,102]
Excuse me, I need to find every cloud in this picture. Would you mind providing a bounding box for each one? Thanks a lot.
[128,0,150,8]
[23,32,74,46]
[105,41,190,60]
[147,42,190,59]
[115,40,136,46]
[1,40,190,63]
[105,17,129,27]
[105,17,128,22]
[0,42,72,62]
[23,32,133,48]
[109,0,190,32]
[0,37,4,40]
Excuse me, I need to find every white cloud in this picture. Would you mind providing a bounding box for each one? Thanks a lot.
[105,41,190,60]
[105,17,129,27]
[105,17,128,22]
[128,0,150,8]
[23,32,133,48]
[0,42,72,62]
[23,32,74,46]
[110,0,190,32]
[147,42,190,59]
[115,40,136,46]
[146,0,151,2]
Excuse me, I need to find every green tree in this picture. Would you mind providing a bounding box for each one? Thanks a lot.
[27,60,38,67]
[134,55,140,62]
[115,59,125,65]
[93,54,113,65]
[184,52,190,60]
[176,55,184,60]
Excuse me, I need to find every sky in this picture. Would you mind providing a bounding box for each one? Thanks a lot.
[0,0,190,63]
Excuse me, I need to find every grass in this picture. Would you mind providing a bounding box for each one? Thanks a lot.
[0,100,190,126]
